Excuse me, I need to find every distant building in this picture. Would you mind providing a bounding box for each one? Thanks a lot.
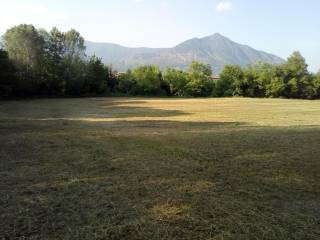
[210,76,220,81]
[114,72,127,78]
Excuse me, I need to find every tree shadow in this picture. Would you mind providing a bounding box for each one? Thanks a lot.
[1,98,320,239]
[0,97,191,120]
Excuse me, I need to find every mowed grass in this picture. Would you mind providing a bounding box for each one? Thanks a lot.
[1,97,320,239]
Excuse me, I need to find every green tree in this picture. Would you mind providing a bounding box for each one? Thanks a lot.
[83,56,108,94]
[116,70,137,94]
[282,52,314,98]
[243,62,276,97]
[131,65,164,95]
[266,77,286,98]
[37,27,66,95]
[47,27,67,94]
[215,65,243,97]
[299,74,318,99]
[62,29,87,96]
[185,61,213,97]
[285,51,308,79]
[3,24,46,95]
[264,65,287,97]
[188,61,212,77]
[163,68,188,96]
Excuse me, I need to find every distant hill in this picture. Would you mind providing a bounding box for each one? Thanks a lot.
[85,33,285,73]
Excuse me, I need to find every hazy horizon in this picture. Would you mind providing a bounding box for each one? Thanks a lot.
[1,0,319,72]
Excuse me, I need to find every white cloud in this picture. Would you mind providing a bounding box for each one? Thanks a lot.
[216,1,233,12]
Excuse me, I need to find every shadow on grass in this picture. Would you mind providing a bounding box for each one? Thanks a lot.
[0,97,192,120]
[93,98,191,118]
[1,100,320,239]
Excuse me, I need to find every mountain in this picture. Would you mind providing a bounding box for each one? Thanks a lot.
[85,33,285,73]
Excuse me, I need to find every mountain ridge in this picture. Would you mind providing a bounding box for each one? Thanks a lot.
[85,33,285,73]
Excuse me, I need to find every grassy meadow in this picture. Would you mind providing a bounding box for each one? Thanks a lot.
[1,97,320,239]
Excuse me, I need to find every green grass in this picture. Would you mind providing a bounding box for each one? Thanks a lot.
[1,97,320,239]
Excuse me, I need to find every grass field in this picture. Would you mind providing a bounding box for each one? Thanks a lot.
[1,97,320,239]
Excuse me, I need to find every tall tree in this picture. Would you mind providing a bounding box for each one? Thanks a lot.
[36,27,66,95]
[83,56,109,94]
[284,52,315,98]
[285,51,308,79]
[3,24,46,95]
[62,29,87,95]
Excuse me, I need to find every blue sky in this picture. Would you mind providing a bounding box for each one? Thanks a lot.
[1,0,319,72]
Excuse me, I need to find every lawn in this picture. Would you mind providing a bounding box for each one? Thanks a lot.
[1,97,320,239]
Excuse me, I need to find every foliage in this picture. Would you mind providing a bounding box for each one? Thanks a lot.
[3,24,46,95]
[216,52,319,99]
[61,29,87,96]
[130,65,167,95]
[243,62,276,97]
[115,70,136,94]
[83,56,109,94]
[0,49,16,97]
[214,65,243,97]
[2,24,108,97]
[185,61,213,97]
[163,68,189,96]
[113,62,214,97]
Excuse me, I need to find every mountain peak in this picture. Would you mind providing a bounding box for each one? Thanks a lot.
[210,32,224,38]
[204,33,230,41]
[85,34,285,73]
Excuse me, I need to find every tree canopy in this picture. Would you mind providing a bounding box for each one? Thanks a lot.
[213,52,319,99]
[1,24,110,98]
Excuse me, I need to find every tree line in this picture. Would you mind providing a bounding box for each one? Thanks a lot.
[1,24,320,99]
[0,24,113,97]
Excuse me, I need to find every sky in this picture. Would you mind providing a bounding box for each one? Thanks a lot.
[0,0,319,72]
